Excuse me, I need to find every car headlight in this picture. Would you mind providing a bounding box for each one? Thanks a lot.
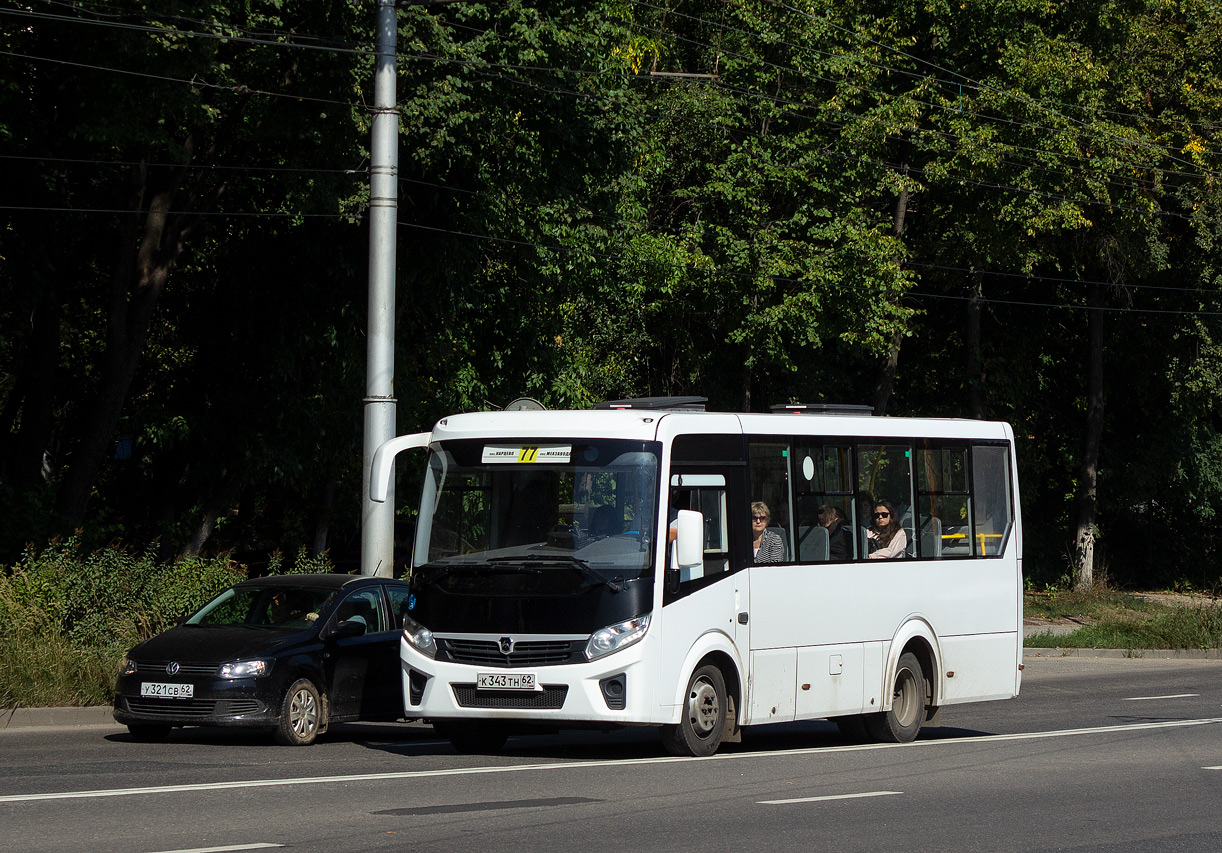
[401,614,437,659]
[119,657,138,677]
[585,613,651,661]
[218,659,270,679]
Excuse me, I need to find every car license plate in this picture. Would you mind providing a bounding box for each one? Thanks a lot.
[140,682,194,699]
[476,672,537,691]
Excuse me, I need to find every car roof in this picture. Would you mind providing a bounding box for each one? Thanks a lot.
[231,573,404,591]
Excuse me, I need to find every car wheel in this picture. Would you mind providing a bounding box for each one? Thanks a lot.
[127,723,172,742]
[865,652,926,744]
[661,664,728,757]
[275,678,325,746]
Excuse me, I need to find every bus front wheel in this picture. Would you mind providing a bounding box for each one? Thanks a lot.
[866,651,926,744]
[662,664,728,757]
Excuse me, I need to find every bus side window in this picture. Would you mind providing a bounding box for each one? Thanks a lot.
[793,443,855,562]
[972,445,1013,556]
[669,485,729,586]
[916,444,971,559]
[857,444,916,559]
[748,440,793,563]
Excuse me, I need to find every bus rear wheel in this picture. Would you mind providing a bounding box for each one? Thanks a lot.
[662,664,728,757]
[866,652,926,744]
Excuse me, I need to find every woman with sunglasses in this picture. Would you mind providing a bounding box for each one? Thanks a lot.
[867,499,907,559]
[750,501,785,563]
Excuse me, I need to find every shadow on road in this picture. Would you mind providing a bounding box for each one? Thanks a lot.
[102,718,997,758]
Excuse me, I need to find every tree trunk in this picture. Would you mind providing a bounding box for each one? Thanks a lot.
[2,280,61,490]
[54,142,221,526]
[966,270,987,419]
[55,183,177,525]
[312,455,341,557]
[1072,282,1106,591]
[873,165,910,417]
[178,472,242,559]
[872,329,903,416]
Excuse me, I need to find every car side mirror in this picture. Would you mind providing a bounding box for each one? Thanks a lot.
[328,620,367,640]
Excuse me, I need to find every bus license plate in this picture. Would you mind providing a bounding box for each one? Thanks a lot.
[140,682,194,699]
[476,672,537,691]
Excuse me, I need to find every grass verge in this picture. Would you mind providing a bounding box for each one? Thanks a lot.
[1024,590,1222,650]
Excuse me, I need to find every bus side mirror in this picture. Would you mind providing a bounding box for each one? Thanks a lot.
[675,510,704,570]
[370,432,431,502]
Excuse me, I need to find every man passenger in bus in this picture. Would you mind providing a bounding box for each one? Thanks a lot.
[818,504,854,562]
[867,500,908,559]
[751,501,785,563]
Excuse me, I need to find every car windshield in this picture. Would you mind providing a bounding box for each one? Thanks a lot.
[186,585,339,628]
[414,438,661,579]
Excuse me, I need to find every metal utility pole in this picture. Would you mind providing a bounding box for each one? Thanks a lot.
[361,0,399,577]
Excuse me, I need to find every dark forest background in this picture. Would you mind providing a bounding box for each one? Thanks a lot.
[4,0,1222,590]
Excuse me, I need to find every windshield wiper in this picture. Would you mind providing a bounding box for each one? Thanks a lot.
[486,555,622,593]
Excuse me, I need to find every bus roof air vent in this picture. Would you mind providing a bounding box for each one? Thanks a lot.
[504,397,546,411]
[769,403,874,416]
[595,396,709,412]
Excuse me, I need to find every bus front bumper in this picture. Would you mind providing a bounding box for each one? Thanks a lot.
[400,635,657,725]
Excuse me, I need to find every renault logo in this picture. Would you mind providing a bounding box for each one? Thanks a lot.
[498,637,515,656]
[166,661,180,676]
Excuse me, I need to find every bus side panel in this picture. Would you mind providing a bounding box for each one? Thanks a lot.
[746,648,796,724]
[748,558,1018,709]
[937,632,1022,704]
[657,576,746,721]
[794,643,864,719]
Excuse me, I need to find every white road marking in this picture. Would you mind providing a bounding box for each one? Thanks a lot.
[147,846,282,853]
[760,791,901,805]
[1205,766,1222,771]
[1122,694,1199,701]
[2,716,1220,804]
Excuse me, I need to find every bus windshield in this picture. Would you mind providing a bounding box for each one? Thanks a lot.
[413,438,661,579]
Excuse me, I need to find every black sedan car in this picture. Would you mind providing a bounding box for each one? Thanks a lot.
[113,573,413,745]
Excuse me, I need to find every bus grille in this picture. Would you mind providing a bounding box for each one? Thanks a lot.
[451,684,568,710]
[440,638,582,667]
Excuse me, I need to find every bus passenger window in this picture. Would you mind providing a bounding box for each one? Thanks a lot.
[858,445,915,559]
[916,445,971,559]
[972,445,1013,556]
[749,441,793,563]
[793,443,855,561]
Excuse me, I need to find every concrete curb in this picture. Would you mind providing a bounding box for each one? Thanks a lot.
[1024,647,1222,660]
[1,705,118,731]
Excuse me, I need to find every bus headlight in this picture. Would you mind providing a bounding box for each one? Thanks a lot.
[402,614,437,659]
[585,614,651,661]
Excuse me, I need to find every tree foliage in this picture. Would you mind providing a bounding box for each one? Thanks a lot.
[2,0,1222,588]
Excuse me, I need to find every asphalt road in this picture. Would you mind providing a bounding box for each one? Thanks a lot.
[2,655,1221,853]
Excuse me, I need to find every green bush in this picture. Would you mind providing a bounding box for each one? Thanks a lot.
[0,540,335,708]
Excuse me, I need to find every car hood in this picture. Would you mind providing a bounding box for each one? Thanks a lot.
[128,625,314,663]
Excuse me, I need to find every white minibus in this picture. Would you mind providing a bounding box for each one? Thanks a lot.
[371,398,1022,755]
